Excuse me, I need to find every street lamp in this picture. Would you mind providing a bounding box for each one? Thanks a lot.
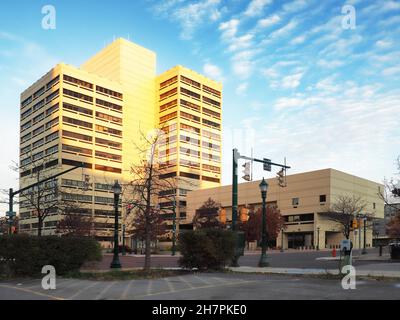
[362,216,367,255]
[110,180,122,269]
[122,224,126,256]
[280,227,284,252]
[172,199,177,256]
[316,227,320,251]
[258,178,269,267]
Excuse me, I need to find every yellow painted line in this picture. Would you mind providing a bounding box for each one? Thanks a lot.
[67,281,100,300]
[131,279,258,299]
[0,284,64,300]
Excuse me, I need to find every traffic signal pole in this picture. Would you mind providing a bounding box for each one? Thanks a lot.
[7,163,84,232]
[231,149,291,266]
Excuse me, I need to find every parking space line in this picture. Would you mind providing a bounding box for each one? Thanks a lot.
[94,281,116,300]
[67,281,100,300]
[146,279,153,295]
[120,280,135,300]
[193,275,213,285]
[53,279,82,293]
[164,278,176,293]
[0,284,64,300]
[132,279,258,299]
[177,276,195,289]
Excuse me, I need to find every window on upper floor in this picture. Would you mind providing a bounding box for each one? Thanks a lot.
[292,198,299,207]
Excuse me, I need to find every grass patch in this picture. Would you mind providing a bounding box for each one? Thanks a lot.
[65,269,192,281]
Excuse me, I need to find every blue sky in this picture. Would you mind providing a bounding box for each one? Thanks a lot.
[0,0,400,213]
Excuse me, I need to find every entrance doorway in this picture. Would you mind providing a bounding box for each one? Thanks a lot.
[287,232,313,249]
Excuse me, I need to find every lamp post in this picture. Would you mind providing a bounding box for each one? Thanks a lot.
[172,199,176,256]
[258,178,269,267]
[317,227,320,251]
[362,216,367,254]
[110,180,122,269]
[280,227,284,252]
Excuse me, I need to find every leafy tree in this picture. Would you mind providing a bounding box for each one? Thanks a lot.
[242,205,285,243]
[193,197,223,229]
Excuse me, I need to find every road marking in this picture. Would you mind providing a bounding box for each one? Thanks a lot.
[178,276,195,289]
[25,278,70,289]
[193,275,213,285]
[164,278,176,293]
[120,280,135,300]
[211,277,230,283]
[54,279,82,293]
[94,281,116,300]
[132,279,258,299]
[67,281,100,300]
[146,279,153,295]
[0,284,64,300]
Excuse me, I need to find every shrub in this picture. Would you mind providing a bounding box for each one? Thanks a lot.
[0,234,102,277]
[178,229,236,270]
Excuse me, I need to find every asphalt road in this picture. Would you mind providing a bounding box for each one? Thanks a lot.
[1,273,400,300]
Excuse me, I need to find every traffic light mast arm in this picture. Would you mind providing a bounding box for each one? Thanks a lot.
[239,155,291,169]
[12,163,85,197]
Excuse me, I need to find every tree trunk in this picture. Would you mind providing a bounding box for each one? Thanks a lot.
[144,210,151,271]
[38,216,42,237]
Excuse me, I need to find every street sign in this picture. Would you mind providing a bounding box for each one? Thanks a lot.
[6,211,16,217]
[263,158,271,171]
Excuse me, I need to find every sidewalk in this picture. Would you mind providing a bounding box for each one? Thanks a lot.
[229,266,400,278]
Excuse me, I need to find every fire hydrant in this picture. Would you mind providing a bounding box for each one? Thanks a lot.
[332,247,337,257]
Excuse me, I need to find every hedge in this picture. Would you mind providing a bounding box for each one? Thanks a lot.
[0,234,102,277]
[178,229,236,270]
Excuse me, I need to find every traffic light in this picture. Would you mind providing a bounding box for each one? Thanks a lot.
[277,169,285,187]
[219,208,227,224]
[352,218,358,229]
[83,174,90,190]
[242,162,251,181]
[240,207,249,222]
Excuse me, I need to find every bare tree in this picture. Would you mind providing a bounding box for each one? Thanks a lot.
[379,156,400,213]
[56,205,94,237]
[321,195,368,239]
[125,129,177,271]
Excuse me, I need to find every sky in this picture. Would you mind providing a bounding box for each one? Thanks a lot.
[0,0,399,214]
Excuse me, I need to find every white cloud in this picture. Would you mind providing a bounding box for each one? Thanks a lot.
[158,0,223,40]
[236,82,248,95]
[382,66,400,76]
[232,60,253,79]
[228,33,254,51]
[203,62,224,82]
[290,35,306,45]
[268,19,298,39]
[281,72,304,89]
[375,39,393,49]
[219,18,240,40]
[317,59,345,69]
[282,0,308,13]
[257,14,281,28]
[244,0,273,17]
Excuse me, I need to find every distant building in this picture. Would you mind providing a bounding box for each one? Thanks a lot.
[187,169,384,249]
[373,203,400,245]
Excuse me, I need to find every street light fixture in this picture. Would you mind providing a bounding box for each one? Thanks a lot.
[110,180,122,269]
[258,178,269,267]
[280,227,284,252]
[317,227,320,251]
[362,216,367,255]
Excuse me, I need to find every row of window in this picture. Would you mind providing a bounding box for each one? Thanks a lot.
[21,89,60,121]
[160,75,221,98]
[21,75,60,109]
[160,110,220,129]
[159,171,220,183]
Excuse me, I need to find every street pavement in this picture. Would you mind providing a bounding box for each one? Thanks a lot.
[1,272,400,300]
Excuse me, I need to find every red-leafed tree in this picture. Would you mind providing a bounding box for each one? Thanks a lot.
[193,198,223,229]
[387,214,400,239]
[130,207,166,242]
[243,206,286,243]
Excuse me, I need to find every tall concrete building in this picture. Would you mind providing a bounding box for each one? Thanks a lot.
[18,39,222,244]
[186,169,384,249]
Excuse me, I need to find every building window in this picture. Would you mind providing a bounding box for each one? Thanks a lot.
[63,74,93,90]
[202,176,220,183]
[96,98,123,112]
[96,86,123,100]
[63,116,92,130]
[373,202,376,209]
[63,88,93,104]
[180,75,200,89]
[319,195,326,203]
[63,102,93,117]
[160,76,178,89]
[180,87,200,100]
[292,198,299,207]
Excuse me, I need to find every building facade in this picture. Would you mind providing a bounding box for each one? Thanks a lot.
[18,39,222,244]
[186,169,384,249]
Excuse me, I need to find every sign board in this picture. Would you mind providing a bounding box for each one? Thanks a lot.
[263,158,271,172]
[6,211,16,217]
[341,239,352,251]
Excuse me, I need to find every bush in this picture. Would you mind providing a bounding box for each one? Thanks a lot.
[178,229,236,270]
[0,234,102,277]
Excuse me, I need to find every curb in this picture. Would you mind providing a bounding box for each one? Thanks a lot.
[229,267,400,278]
